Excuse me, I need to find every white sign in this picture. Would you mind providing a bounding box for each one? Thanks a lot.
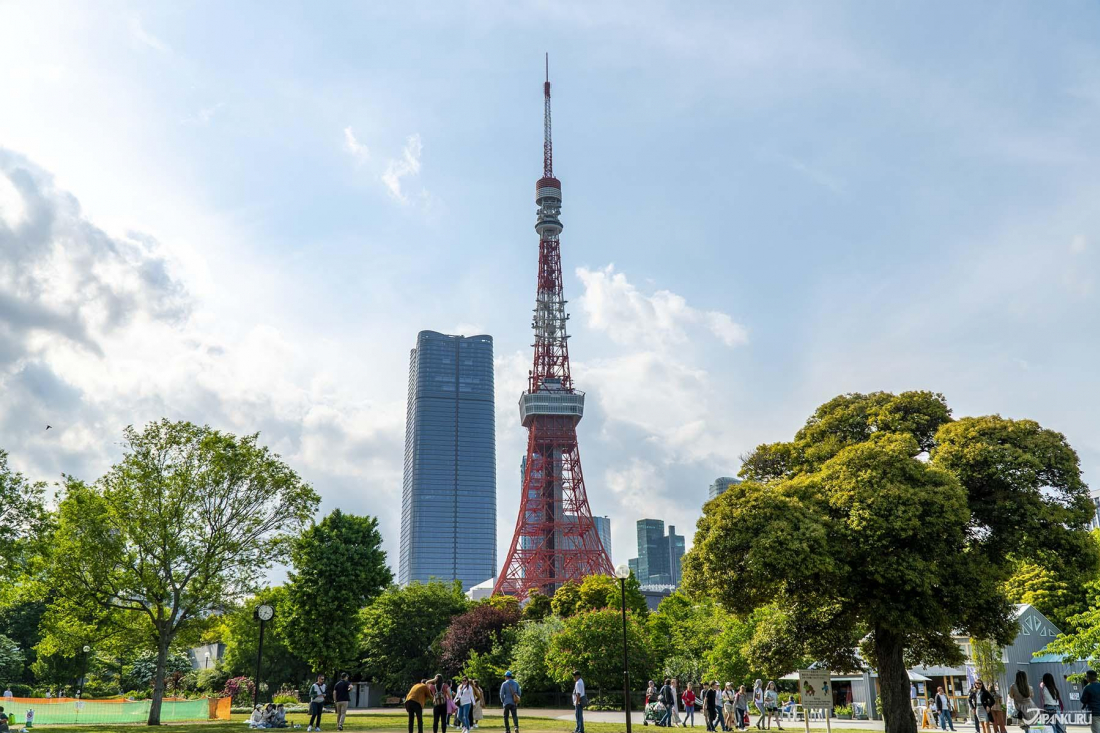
[798,670,833,709]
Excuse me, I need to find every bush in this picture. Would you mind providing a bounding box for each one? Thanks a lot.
[197,667,229,694]
[223,676,256,706]
[273,694,299,705]
[6,683,32,697]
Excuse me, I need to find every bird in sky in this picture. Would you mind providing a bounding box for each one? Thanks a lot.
[46,425,51,430]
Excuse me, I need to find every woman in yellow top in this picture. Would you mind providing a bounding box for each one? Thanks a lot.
[406,679,434,733]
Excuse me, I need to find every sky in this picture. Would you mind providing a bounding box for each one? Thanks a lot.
[1,1,1099,574]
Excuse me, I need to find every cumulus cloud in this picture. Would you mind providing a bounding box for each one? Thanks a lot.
[576,264,748,347]
[382,134,423,203]
[0,149,406,559]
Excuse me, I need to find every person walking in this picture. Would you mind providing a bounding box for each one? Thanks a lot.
[968,680,994,733]
[307,674,327,732]
[430,675,452,733]
[672,678,683,727]
[682,684,697,728]
[935,686,957,731]
[1008,671,1035,732]
[660,679,675,728]
[472,680,485,729]
[990,683,1007,733]
[500,671,522,733]
[1079,669,1100,733]
[762,682,783,731]
[406,679,433,733]
[647,681,658,710]
[735,685,749,730]
[333,673,351,732]
[572,671,586,733]
[455,678,476,733]
[722,684,736,732]
[704,683,720,733]
[752,681,764,730]
[1040,673,1065,733]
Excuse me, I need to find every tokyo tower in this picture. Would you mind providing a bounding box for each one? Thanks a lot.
[494,56,614,598]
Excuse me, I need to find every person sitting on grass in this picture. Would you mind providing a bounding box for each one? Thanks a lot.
[272,705,288,729]
[249,704,265,728]
[0,705,9,733]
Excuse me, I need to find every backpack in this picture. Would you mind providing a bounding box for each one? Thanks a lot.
[433,684,447,706]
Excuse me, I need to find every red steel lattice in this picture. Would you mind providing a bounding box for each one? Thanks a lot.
[494,57,614,599]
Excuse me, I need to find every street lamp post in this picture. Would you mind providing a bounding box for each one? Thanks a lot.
[80,645,91,698]
[615,564,633,733]
[253,604,275,708]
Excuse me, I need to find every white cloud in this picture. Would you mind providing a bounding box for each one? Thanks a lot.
[128,18,169,54]
[343,126,370,163]
[0,149,407,563]
[382,134,422,203]
[576,264,748,348]
[182,103,225,127]
[1071,234,1088,254]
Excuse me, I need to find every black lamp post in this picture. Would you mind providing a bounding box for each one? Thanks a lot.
[80,645,91,697]
[253,604,275,707]
[615,564,633,733]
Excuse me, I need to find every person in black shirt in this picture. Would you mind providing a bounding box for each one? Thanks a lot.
[704,683,720,732]
[334,673,352,731]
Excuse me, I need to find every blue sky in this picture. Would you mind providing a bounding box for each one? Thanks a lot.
[1,1,1099,570]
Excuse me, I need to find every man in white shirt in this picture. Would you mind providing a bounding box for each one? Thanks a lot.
[671,678,682,727]
[572,671,586,733]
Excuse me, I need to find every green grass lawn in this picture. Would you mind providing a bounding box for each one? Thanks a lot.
[32,712,877,733]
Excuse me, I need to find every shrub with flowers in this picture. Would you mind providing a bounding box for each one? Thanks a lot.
[223,676,256,706]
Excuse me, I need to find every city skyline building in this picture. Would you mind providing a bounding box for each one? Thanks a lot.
[629,519,684,586]
[594,516,612,564]
[708,476,742,501]
[494,58,613,597]
[1090,489,1100,531]
[398,330,496,591]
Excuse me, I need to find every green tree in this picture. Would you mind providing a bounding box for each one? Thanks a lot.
[683,392,1097,733]
[358,580,469,694]
[0,449,48,588]
[45,420,318,724]
[551,581,581,618]
[547,609,648,701]
[576,573,649,617]
[0,634,25,683]
[1040,531,1100,663]
[221,587,310,689]
[0,600,44,684]
[508,616,564,693]
[283,510,392,679]
[969,639,1004,688]
[522,588,552,622]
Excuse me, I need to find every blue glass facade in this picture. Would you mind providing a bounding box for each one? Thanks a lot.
[398,331,496,591]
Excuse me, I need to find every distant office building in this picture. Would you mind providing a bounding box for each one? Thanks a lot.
[629,519,685,587]
[628,558,639,579]
[1090,491,1100,531]
[708,476,742,501]
[593,516,612,564]
[398,331,496,591]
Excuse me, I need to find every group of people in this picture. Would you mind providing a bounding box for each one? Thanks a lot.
[403,669,588,733]
[932,669,1100,733]
[248,703,290,728]
[646,678,784,731]
[402,674,489,733]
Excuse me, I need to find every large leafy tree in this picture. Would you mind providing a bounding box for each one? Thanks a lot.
[1040,530,1100,663]
[358,580,469,693]
[508,616,564,693]
[0,634,25,683]
[683,392,1097,733]
[282,510,392,679]
[439,603,521,676]
[221,588,311,688]
[0,449,48,589]
[46,420,318,724]
[547,608,649,700]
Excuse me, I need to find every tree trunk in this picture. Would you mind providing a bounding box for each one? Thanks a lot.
[147,627,171,725]
[874,627,916,733]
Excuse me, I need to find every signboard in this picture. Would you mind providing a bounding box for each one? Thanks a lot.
[798,669,832,709]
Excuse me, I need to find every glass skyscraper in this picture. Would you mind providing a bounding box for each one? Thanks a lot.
[398,331,496,591]
[629,519,685,587]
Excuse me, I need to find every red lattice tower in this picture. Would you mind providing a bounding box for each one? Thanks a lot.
[494,56,614,598]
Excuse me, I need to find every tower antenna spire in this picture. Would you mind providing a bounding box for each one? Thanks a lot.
[543,53,553,177]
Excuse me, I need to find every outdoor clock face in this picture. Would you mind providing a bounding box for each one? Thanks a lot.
[257,604,275,621]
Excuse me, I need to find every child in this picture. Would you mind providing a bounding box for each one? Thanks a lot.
[0,706,9,733]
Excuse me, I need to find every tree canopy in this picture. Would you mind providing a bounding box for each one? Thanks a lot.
[221,587,311,690]
[44,420,318,724]
[547,608,649,697]
[683,391,1098,733]
[358,580,470,693]
[282,509,392,677]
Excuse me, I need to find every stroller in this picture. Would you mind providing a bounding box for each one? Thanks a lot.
[644,701,668,726]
